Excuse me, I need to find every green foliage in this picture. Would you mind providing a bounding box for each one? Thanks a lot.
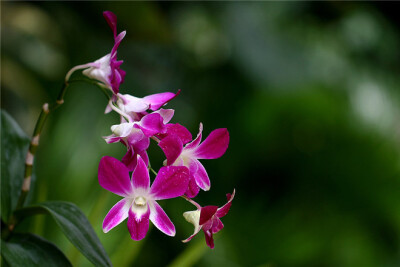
[1,110,30,222]
[16,201,112,267]
[1,233,71,267]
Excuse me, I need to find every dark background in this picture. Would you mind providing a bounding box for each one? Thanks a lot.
[2,2,400,266]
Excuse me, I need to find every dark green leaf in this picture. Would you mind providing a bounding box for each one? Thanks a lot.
[16,201,112,266]
[1,110,30,222]
[1,233,71,267]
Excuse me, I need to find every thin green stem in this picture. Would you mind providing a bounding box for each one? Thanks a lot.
[15,82,70,210]
[149,166,158,177]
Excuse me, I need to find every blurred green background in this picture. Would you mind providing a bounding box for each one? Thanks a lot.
[2,2,400,266]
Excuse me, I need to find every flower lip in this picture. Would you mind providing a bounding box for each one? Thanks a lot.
[134,196,147,206]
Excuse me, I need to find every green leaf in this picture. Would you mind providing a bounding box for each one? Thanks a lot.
[16,201,112,266]
[1,233,72,267]
[1,110,30,222]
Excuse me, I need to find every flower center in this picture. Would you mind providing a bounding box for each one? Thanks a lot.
[134,196,146,206]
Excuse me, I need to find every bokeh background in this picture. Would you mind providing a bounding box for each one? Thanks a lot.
[2,2,400,266]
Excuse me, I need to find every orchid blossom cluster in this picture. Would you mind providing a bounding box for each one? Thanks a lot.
[66,11,234,249]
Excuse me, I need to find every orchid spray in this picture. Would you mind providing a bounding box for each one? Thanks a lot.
[1,10,234,267]
[91,11,235,247]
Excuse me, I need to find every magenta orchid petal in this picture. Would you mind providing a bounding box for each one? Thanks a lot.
[121,148,137,171]
[104,134,120,144]
[103,198,132,233]
[185,176,200,198]
[164,123,192,144]
[188,159,199,175]
[149,201,176,236]
[126,130,149,152]
[152,109,175,124]
[185,123,203,150]
[143,90,180,111]
[159,135,183,165]
[131,156,150,190]
[138,150,149,167]
[103,11,118,37]
[98,156,133,197]
[193,160,210,191]
[216,189,235,218]
[204,230,215,249]
[194,128,229,159]
[110,31,126,58]
[150,166,189,200]
[199,206,219,225]
[137,113,165,137]
[211,217,224,233]
[127,206,150,241]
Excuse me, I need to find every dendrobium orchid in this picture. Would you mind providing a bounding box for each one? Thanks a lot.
[115,90,180,120]
[159,123,229,197]
[99,156,189,240]
[104,109,174,170]
[82,10,235,249]
[183,190,235,249]
[66,11,126,94]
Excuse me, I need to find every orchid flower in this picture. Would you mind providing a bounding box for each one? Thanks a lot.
[99,156,189,240]
[104,109,174,170]
[114,90,180,120]
[183,190,235,248]
[159,123,229,198]
[65,11,126,94]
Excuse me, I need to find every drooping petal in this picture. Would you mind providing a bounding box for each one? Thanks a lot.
[199,206,219,225]
[131,156,150,190]
[159,135,183,165]
[149,201,176,236]
[194,128,229,159]
[98,156,133,197]
[150,166,189,200]
[185,176,200,198]
[127,206,150,241]
[185,123,203,150]
[103,198,132,233]
[204,230,215,249]
[192,160,210,191]
[211,217,224,234]
[216,189,235,218]
[143,90,180,111]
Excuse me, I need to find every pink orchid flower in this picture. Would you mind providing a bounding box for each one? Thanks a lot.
[183,190,235,248]
[115,90,180,120]
[66,11,126,94]
[104,109,174,170]
[99,156,189,240]
[159,123,229,198]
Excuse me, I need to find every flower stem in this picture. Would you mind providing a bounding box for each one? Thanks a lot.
[15,82,69,210]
